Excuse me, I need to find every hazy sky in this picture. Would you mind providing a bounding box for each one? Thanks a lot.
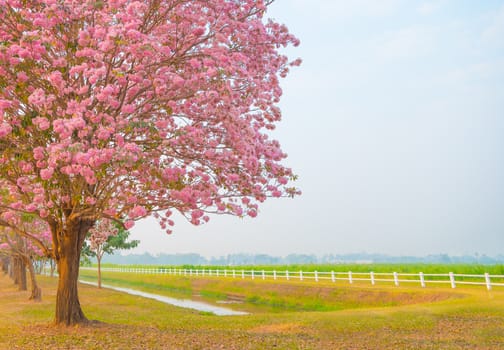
[129,0,504,258]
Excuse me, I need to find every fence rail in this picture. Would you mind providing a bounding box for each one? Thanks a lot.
[79,267,504,290]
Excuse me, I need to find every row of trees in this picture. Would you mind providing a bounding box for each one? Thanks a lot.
[0,0,299,325]
[0,218,139,300]
[0,218,50,301]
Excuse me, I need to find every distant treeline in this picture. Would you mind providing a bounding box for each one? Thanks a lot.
[100,252,504,266]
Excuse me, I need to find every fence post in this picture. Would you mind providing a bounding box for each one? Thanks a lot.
[299,270,303,281]
[252,270,255,280]
[242,269,245,279]
[216,269,219,277]
[331,271,335,283]
[233,269,236,278]
[348,271,353,284]
[370,271,375,285]
[224,270,227,277]
[419,272,425,287]
[190,269,192,276]
[286,270,289,281]
[449,272,456,289]
[273,270,277,280]
[262,270,265,280]
[393,272,399,286]
[485,273,492,291]
[315,271,318,282]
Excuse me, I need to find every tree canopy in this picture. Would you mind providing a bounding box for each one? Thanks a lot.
[0,0,299,324]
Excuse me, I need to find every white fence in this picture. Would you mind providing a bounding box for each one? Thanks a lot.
[80,267,504,291]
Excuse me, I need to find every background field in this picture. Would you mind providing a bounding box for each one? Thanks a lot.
[97,263,504,275]
[1,264,504,349]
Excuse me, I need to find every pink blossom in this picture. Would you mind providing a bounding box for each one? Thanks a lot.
[85,197,97,205]
[0,123,12,138]
[96,127,111,140]
[124,220,135,229]
[40,168,54,180]
[129,205,148,218]
[17,72,29,82]
[33,117,50,130]
[121,104,136,114]
[172,76,185,87]
[278,177,289,185]
[28,88,46,105]
[192,27,205,37]
[25,203,37,212]
[48,71,65,91]
[191,210,204,220]
[0,99,12,109]
[189,59,201,69]
[272,190,282,198]
[2,211,15,222]
[228,174,240,182]
[33,147,45,160]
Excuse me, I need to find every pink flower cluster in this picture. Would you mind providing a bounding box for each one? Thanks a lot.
[0,0,301,240]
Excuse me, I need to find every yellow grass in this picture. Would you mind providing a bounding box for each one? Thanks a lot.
[1,272,504,349]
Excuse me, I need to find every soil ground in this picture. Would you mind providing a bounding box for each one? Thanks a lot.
[1,272,504,349]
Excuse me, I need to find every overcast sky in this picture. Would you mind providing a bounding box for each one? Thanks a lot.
[128,0,504,258]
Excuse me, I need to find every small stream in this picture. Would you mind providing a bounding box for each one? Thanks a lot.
[79,280,249,316]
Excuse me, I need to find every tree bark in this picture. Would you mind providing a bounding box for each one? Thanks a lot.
[12,256,19,284]
[53,218,94,325]
[9,257,14,279]
[97,255,102,289]
[18,257,27,291]
[24,257,42,302]
[1,257,9,274]
[13,255,27,291]
[50,258,56,277]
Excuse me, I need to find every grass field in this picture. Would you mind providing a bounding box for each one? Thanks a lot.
[1,270,504,349]
[93,263,504,286]
[98,263,504,275]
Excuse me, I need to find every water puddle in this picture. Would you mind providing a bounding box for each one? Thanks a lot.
[79,280,249,316]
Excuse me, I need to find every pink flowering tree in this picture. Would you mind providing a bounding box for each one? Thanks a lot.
[0,0,300,325]
[86,218,139,288]
[0,218,52,301]
[88,221,118,287]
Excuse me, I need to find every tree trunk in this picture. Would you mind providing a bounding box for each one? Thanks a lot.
[50,258,56,277]
[19,258,27,291]
[25,257,42,302]
[54,219,94,325]
[97,255,102,289]
[9,257,14,279]
[12,256,18,283]
[2,257,9,274]
[13,256,27,291]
